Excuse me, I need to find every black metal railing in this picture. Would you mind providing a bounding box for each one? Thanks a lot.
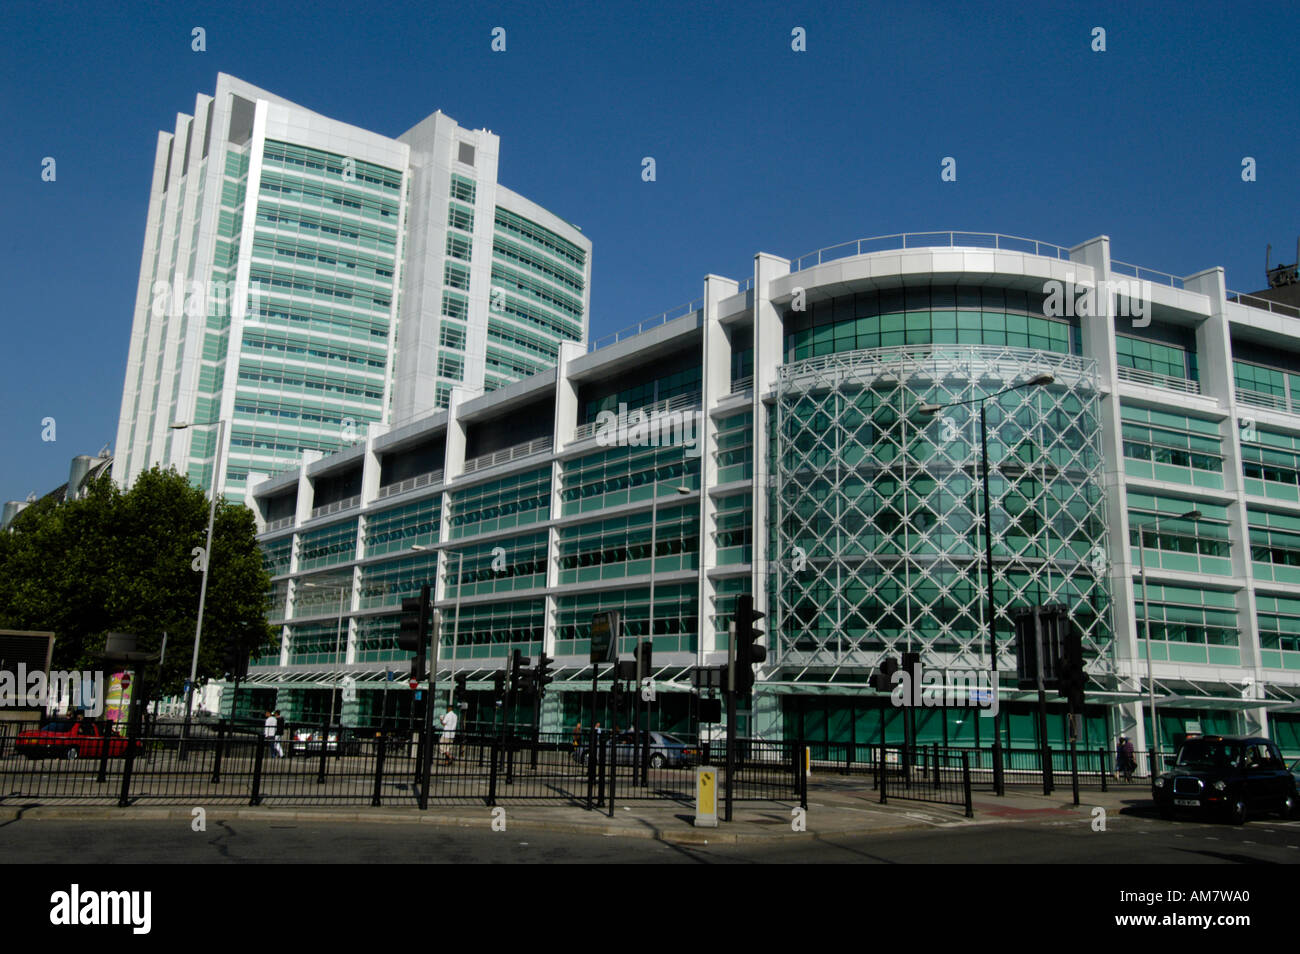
[877,744,974,817]
[0,720,801,812]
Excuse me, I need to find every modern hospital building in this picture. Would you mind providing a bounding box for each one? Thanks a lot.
[107,77,1300,757]
[238,222,1300,757]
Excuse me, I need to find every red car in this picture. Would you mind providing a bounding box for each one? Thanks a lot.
[14,720,135,761]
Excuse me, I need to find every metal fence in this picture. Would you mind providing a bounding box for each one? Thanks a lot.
[804,740,1168,797]
[877,745,974,817]
[0,720,801,812]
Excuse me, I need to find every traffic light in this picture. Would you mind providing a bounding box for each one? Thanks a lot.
[535,653,554,692]
[734,593,766,701]
[1056,619,1085,711]
[491,670,506,700]
[872,657,899,693]
[222,640,249,681]
[399,585,432,682]
[508,648,531,694]
[454,672,468,696]
[1015,605,1068,689]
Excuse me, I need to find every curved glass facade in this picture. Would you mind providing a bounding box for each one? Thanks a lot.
[772,342,1112,676]
[784,285,1081,363]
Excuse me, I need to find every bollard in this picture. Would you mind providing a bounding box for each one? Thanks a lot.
[211,719,226,785]
[962,751,973,818]
[694,765,719,827]
[317,721,329,785]
[250,735,266,806]
[371,735,387,807]
[96,719,111,785]
[487,738,499,807]
[1070,739,1079,807]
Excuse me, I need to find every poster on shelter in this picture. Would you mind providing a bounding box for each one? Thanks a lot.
[104,672,134,722]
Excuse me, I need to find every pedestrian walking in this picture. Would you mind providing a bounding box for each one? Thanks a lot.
[1117,735,1135,782]
[439,705,458,765]
[264,709,283,758]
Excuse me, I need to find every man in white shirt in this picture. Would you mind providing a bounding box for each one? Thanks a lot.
[263,710,283,758]
[439,706,459,765]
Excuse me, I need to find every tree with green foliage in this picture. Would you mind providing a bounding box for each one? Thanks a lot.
[0,466,276,700]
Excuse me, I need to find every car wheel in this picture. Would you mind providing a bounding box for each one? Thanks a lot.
[649,753,666,769]
[65,747,79,762]
[1281,792,1297,819]
[1227,796,1247,825]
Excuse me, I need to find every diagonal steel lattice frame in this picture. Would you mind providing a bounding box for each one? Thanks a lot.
[771,344,1113,684]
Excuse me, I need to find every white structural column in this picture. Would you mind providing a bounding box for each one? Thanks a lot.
[548,342,585,661]
[750,254,789,611]
[1187,267,1268,736]
[749,253,789,740]
[697,276,738,662]
[1070,236,1148,750]
[113,129,176,487]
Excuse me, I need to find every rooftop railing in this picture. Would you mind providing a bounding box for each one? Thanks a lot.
[790,231,1072,273]
[1228,290,1300,320]
[587,299,703,353]
[1110,260,1185,289]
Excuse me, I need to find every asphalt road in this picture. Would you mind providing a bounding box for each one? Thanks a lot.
[3,813,1299,864]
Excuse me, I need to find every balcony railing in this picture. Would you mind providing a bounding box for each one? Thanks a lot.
[375,470,444,500]
[309,494,360,519]
[264,516,295,532]
[790,231,1071,273]
[1228,290,1300,320]
[571,392,703,442]
[1115,365,1201,395]
[730,375,753,394]
[463,436,552,474]
[1237,387,1289,413]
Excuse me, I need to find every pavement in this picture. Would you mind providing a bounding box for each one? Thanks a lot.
[0,773,1158,846]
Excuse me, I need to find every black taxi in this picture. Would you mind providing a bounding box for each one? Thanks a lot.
[1152,735,1297,824]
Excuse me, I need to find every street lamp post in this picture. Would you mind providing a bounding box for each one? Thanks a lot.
[302,579,349,728]
[647,478,692,653]
[920,372,1054,796]
[169,417,226,758]
[646,476,690,769]
[1134,508,1201,773]
[411,545,466,725]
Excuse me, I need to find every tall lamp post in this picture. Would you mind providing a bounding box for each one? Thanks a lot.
[301,579,349,727]
[169,417,226,756]
[647,479,693,654]
[919,372,1054,795]
[1133,507,1201,771]
[412,545,464,706]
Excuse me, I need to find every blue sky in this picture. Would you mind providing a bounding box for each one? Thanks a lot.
[2,0,1297,505]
